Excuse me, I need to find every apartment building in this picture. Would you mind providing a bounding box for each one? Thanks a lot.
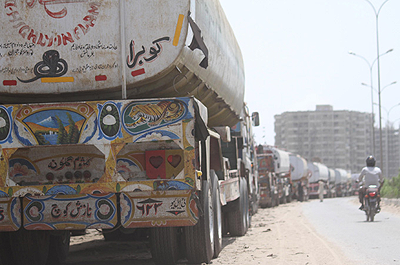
[274,105,372,173]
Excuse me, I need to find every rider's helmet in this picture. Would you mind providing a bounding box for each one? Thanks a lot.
[366,156,376,167]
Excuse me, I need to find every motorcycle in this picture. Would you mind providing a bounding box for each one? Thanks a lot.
[363,184,380,222]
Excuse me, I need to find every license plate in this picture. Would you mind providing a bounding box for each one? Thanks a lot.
[23,194,118,230]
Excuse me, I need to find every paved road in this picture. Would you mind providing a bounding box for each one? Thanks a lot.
[302,197,400,264]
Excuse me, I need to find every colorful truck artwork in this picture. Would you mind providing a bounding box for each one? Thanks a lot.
[0,1,260,265]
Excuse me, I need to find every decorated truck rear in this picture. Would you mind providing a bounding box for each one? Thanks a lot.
[0,1,258,264]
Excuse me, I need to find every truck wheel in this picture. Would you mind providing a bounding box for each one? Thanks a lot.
[47,231,70,265]
[211,171,223,258]
[0,232,15,265]
[227,178,248,236]
[150,227,180,265]
[9,229,50,265]
[184,180,214,263]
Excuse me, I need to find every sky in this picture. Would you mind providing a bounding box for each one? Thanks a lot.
[219,0,400,146]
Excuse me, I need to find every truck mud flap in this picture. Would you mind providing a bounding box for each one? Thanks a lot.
[0,197,21,231]
[120,190,198,228]
[22,193,118,230]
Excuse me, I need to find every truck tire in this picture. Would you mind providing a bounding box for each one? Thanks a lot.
[0,232,15,265]
[211,171,223,258]
[150,227,180,265]
[184,180,214,263]
[47,231,70,265]
[227,178,248,236]
[9,229,50,265]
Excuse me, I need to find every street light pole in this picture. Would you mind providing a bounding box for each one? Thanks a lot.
[348,49,393,156]
[385,103,400,178]
[364,0,391,175]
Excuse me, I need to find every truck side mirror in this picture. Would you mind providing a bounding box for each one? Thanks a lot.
[252,112,260,127]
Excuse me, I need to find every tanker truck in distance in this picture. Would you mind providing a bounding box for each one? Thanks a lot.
[257,146,292,207]
[289,153,310,202]
[0,1,259,264]
[307,162,329,199]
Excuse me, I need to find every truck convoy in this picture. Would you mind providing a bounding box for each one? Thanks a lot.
[257,145,292,207]
[0,1,259,264]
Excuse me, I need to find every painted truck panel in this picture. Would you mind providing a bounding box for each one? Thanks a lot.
[1,0,244,127]
[0,97,203,230]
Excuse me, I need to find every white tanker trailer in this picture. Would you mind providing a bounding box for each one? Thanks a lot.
[335,169,348,197]
[289,154,309,201]
[327,168,336,198]
[0,1,258,264]
[307,162,329,199]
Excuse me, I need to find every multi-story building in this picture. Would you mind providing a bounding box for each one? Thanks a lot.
[274,105,373,174]
[374,126,400,178]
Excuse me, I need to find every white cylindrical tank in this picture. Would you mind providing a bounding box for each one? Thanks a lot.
[1,0,244,127]
[308,162,329,183]
[289,154,308,181]
[334,169,347,184]
[270,148,290,175]
[328,168,336,184]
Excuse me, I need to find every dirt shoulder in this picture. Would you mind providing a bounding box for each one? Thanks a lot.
[67,198,400,265]
[211,201,355,265]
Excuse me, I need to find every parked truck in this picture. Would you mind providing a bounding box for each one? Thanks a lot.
[0,1,259,264]
[307,162,329,199]
[334,168,348,197]
[289,153,309,202]
[327,168,336,198]
[257,146,291,207]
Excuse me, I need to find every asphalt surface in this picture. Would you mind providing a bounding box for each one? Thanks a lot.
[302,197,400,264]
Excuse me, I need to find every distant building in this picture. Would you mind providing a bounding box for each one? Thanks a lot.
[274,105,373,174]
[374,126,400,178]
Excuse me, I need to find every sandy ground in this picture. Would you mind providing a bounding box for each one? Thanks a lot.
[67,198,400,265]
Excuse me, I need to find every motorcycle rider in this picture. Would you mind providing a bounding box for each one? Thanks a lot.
[358,156,384,211]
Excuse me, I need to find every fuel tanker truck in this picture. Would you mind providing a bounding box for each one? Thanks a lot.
[0,1,259,264]
[327,168,336,198]
[289,153,309,202]
[335,168,348,197]
[307,162,329,199]
[257,146,291,207]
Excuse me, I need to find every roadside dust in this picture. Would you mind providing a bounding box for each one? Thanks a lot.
[66,199,400,265]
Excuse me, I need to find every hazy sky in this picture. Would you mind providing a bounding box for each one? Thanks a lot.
[219,0,400,145]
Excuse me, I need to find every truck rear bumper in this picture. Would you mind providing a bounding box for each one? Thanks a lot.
[0,190,198,231]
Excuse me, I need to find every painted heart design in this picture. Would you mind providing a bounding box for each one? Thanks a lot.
[167,155,181,168]
[150,156,163,169]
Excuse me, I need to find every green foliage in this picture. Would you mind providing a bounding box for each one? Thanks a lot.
[56,115,68,144]
[381,173,400,198]
[67,113,80,144]
[56,114,80,145]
